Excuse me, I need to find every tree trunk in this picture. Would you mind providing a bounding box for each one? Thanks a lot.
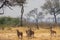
[54,12,57,24]
[20,4,24,26]
[36,19,39,29]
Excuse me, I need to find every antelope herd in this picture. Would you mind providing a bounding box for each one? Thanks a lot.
[16,28,34,39]
[16,28,57,39]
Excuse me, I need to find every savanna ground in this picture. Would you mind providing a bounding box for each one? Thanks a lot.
[0,26,60,40]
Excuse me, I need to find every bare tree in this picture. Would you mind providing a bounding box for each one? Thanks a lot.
[41,0,60,24]
[15,0,27,26]
[26,8,44,29]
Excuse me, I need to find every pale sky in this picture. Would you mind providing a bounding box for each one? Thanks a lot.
[0,0,45,18]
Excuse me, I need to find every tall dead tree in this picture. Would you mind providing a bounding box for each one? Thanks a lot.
[15,0,27,26]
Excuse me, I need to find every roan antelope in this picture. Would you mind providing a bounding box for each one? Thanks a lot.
[16,30,23,39]
[26,28,34,38]
[50,29,56,36]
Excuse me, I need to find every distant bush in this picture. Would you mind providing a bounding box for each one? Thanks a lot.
[0,17,20,28]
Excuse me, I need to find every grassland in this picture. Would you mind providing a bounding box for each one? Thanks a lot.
[0,26,60,40]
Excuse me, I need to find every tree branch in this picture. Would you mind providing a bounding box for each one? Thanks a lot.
[0,3,5,9]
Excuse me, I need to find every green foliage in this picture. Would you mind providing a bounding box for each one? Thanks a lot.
[0,17,20,27]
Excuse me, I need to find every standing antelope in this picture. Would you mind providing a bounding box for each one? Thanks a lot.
[16,30,23,39]
[26,28,34,38]
[50,29,56,36]
[49,24,56,37]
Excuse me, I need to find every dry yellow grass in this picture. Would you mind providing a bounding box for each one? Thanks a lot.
[0,26,60,40]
